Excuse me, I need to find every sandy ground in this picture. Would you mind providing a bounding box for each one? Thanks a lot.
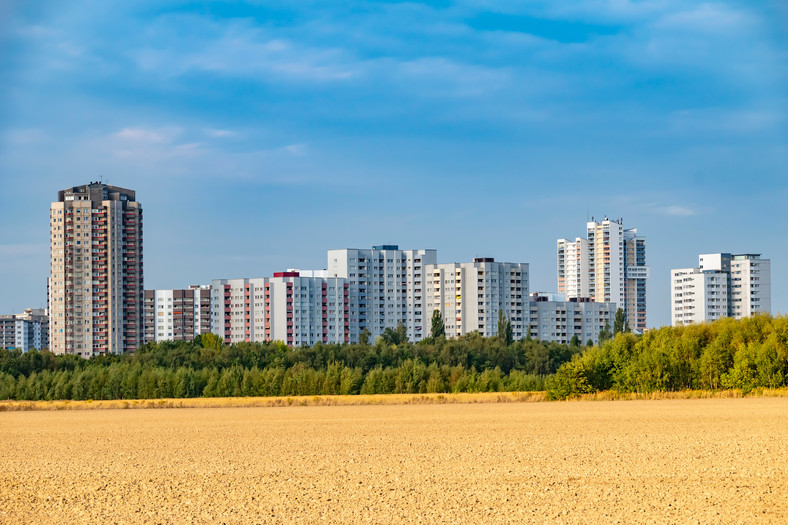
[1,398,786,524]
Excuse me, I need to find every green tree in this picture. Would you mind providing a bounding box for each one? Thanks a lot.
[359,328,371,347]
[430,310,446,341]
[613,308,627,335]
[599,321,612,344]
[381,323,408,345]
[497,310,513,346]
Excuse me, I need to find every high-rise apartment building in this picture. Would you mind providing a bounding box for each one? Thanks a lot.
[327,246,437,342]
[144,285,211,342]
[624,228,648,331]
[556,238,589,299]
[730,255,771,319]
[558,217,648,332]
[211,273,349,347]
[49,183,143,357]
[0,308,49,352]
[424,258,529,339]
[671,253,771,326]
[670,268,729,326]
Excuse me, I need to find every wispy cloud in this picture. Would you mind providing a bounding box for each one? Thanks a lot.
[659,205,697,217]
[131,18,360,83]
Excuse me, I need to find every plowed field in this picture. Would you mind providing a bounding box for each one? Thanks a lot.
[1,397,786,523]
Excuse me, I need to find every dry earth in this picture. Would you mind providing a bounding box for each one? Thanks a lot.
[1,397,786,524]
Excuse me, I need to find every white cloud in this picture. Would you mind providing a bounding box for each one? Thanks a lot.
[131,19,359,83]
[655,3,757,34]
[659,205,697,216]
[282,144,307,156]
[113,126,180,144]
[204,128,237,138]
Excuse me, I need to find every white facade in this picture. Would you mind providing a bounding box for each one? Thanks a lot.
[671,268,729,326]
[327,245,437,342]
[144,286,211,342]
[587,219,625,306]
[730,255,771,319]
[558,217,649,333]
[424,259,529,339]
[211,273,348,347]
[557,238,589,299]
[528,293,616,345]
[0,309,49,352]
[670,253,771,326]
[211,277,267,344]
[267,274,349,347]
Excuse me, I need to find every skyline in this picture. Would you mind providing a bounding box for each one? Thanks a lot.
[2,1,787,329]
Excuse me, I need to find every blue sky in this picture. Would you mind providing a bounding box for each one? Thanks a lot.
[1,1,786,329]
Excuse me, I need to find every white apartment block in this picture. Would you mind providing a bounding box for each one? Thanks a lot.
[558,217,649,333]
[144,286,211,342]
[671,268,729,326]
[528,293,616,345]
[49,183,143,357]
[730,255,771,318]
[557,238,589,299]
[327,245,437,342]
[0,309,49,352]
[211,273,349,347]
[424,258,529,339]
[671,253,771,326]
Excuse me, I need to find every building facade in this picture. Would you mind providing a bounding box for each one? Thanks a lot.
[528,293,616,345]
[670,268,729,326]
[49,183,143,357]
[557,238,589,299]
[0,309,49,352]
[671,253,771,326]
[327,246,437,342]
[424,258,529,339]
[144,285,211,342]
[730,255,771,319]
[211,273,349,347]
[558,217,648,333]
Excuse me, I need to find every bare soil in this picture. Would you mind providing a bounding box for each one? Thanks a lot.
[1,397,786,523]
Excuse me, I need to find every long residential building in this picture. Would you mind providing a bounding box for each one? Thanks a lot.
[0,308,49,352]
[558,217,649,332]
[211,272,349,347]
[49,183,143,357]
[144,285,211,342]
[671,253,771,326]
[528,293,616,345]
[424,258,529,339]
[327,246,437,342]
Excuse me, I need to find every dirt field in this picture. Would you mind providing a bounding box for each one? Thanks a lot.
[1,398,786,523]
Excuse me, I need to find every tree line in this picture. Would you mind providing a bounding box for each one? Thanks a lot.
[550,315,788,399]
[0,328,578,401]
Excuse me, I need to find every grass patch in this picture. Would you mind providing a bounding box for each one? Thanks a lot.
[1,388,787,412]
